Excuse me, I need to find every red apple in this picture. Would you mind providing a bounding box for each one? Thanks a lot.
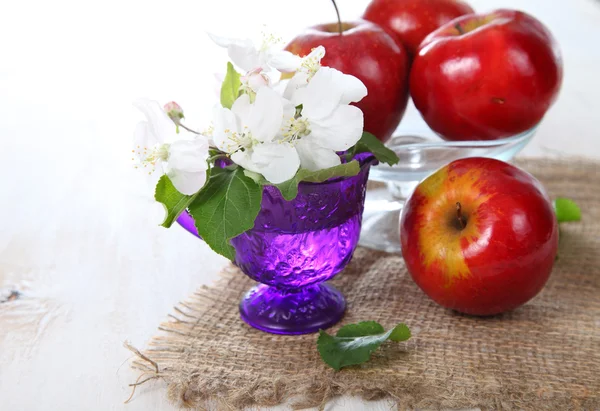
[410,9,563,141]
[400,157,558,315]
[286,20,409,143]
[363,0,474,58]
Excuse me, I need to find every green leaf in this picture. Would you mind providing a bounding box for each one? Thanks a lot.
[251,161,360,201]
[298,161,361,183]
[389,323,412,342]
[188,167,262,260]
[335,320,385,337]
[220,62,242,109]
[353,132,399,166]
[209,148,223,157]
[244,161,361,201]
[154,175,197,228]
[553,197,582,223]
[243,169,264,184]
[317,321,411,371]
[279,161,360,200]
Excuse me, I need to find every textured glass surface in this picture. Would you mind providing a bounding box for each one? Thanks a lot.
[177,155,375,334]
[239,283,346,335]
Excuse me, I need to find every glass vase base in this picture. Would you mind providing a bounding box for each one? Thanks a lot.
[359,183,409,254]
[239,283,346,335]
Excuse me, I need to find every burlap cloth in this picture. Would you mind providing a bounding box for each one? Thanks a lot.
[128,158,600,410]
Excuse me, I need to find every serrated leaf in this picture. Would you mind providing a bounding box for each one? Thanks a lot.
[247,161,359,201]
[243,169,264,184]
[154,175,197,228]
[299,161,361,183]
[553,197,582,223]
[335,320,385,338]
[278,161,360,200]
[220,62,241,109]
[244,161,361,201]
[317,321,411,371]
[188,167,262,260]
[354,132,399,166]
[273,174,303,201]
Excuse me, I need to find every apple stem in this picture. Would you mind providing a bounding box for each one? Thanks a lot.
[331,0,343,35]
[456,202,466,229]
[454,23,465,35]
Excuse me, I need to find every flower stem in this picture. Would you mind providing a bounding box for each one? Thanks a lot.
[331,0,343,35]
[179,123,200,135]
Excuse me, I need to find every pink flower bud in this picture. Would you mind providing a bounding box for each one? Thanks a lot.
[164,101,184,125]
[241,68,270,92]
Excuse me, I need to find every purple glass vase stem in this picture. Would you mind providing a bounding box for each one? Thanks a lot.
[239,283,346,335]
[177,155,376,335]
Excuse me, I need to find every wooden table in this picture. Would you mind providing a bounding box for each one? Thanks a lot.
[1,0,599,409]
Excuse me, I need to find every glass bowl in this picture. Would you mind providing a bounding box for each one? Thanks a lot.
[360,126,536,253]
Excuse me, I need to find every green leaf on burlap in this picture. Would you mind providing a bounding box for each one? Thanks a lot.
[188,167,262,260]
[353,132,399,166]
[154,175,197,228]
[554,197,582,223]
[317,321,411,371]
[220,62,242,109]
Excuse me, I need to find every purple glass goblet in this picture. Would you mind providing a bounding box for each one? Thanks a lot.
[177,154,376,335]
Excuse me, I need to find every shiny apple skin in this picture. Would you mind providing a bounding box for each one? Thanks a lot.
[286,20,409,143]
[400,157,559,315]
[363,0,474,59]
[410,9,563,141]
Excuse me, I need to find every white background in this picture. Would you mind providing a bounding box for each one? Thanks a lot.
[1,0,599,410]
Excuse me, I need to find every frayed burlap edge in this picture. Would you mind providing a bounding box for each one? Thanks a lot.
[125,275,598,411]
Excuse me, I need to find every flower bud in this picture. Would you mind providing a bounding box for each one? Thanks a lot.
[164,101,184,125]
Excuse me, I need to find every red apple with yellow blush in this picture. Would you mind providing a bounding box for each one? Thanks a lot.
[400,157,558,315]
[285,18,409,143]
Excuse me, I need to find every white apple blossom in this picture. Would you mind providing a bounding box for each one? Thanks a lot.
[133,99,209,195]
[281,46,326,100]
[240,67,270,93]
[212,87,300,184]
[135,40,369,188]
[282,67,368,171]
[271,45,326,77]
[208,32,299,74]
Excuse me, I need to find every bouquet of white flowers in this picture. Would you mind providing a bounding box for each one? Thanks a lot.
[133,32,398,259]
